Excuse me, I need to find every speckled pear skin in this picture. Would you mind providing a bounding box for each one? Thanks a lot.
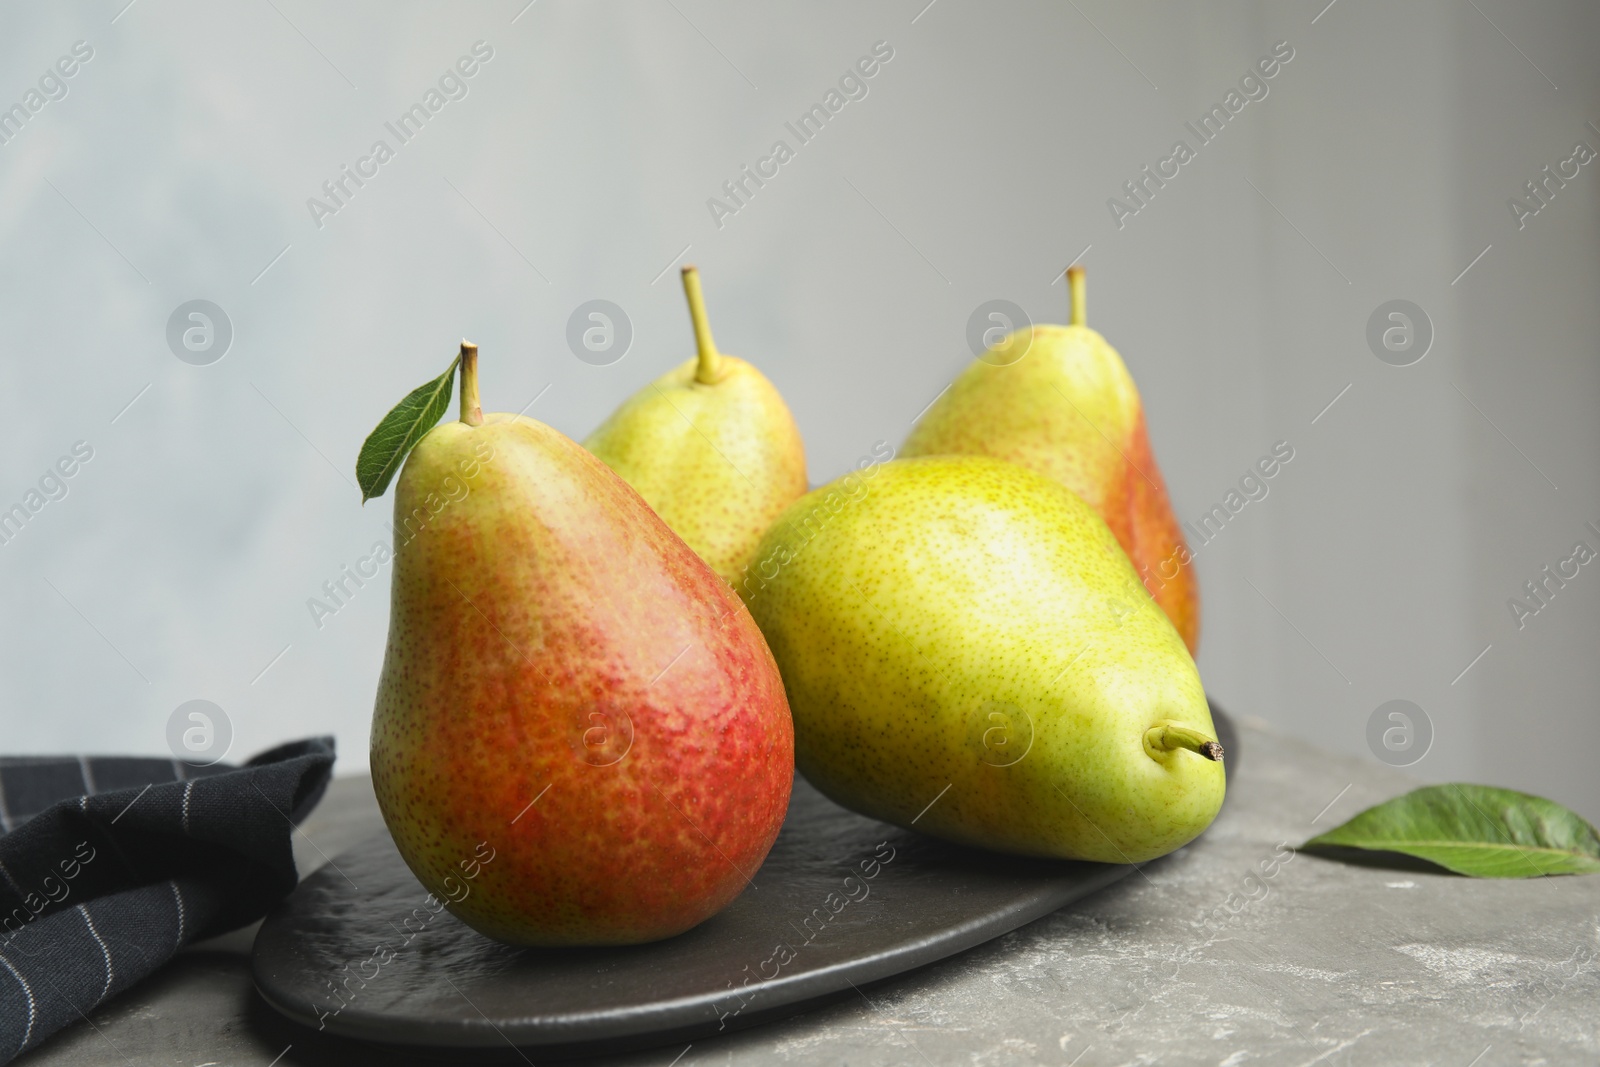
[371,413,793,946]
[740,456,1223,864]
[903,323,1200,655]
[585,355,807,586]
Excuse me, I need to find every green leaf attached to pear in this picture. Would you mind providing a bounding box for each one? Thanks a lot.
[355,343,475,503]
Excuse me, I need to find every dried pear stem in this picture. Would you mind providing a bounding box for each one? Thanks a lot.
[459,340,483,426]
[1146,723,1224,761]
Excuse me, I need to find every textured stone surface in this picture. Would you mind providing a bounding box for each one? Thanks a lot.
[17,720,1600,1066]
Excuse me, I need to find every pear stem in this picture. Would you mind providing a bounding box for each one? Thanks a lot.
[1067,265,1086,327]
[1146,723,1224,762]
[459,340,483,426]
[682,265,723,384]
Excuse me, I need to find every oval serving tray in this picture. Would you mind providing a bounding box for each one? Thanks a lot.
[253,707,1237,1058]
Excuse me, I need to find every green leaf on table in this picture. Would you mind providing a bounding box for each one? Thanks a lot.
[1303,784,1600,878]
[355,355,460,503]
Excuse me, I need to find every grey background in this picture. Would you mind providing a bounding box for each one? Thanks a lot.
[0,2,1595,819]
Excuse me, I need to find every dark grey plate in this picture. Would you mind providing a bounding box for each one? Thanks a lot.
[252,707,1237,1059]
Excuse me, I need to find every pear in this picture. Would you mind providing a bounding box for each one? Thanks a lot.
[585,266,807,586]
[903,267,1199,654]
[370,344,793,946]
[740,455,1223,863]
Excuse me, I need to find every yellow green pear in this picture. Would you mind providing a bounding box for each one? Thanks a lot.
[740,455,1224,863]
[585,267,807,585]
[903,267,1200,654]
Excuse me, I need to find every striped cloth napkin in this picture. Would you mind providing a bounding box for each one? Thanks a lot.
[0,738,334,1063]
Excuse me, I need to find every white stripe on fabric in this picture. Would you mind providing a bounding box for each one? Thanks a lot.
[77,905,113,1000]
[170,881,186,944]
[0,860,21,897]
[0,950,36,1053]
[180,781,195,835]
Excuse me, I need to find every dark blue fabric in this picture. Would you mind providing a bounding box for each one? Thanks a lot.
[0,738,334,1063]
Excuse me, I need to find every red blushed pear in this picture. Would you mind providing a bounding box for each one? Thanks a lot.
[903,267,1200,654]
[366,342,793,946]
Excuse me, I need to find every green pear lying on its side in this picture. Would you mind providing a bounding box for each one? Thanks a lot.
[741,455,1224,863]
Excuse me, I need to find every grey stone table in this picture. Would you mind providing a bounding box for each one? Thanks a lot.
[18,718,1600,1066]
